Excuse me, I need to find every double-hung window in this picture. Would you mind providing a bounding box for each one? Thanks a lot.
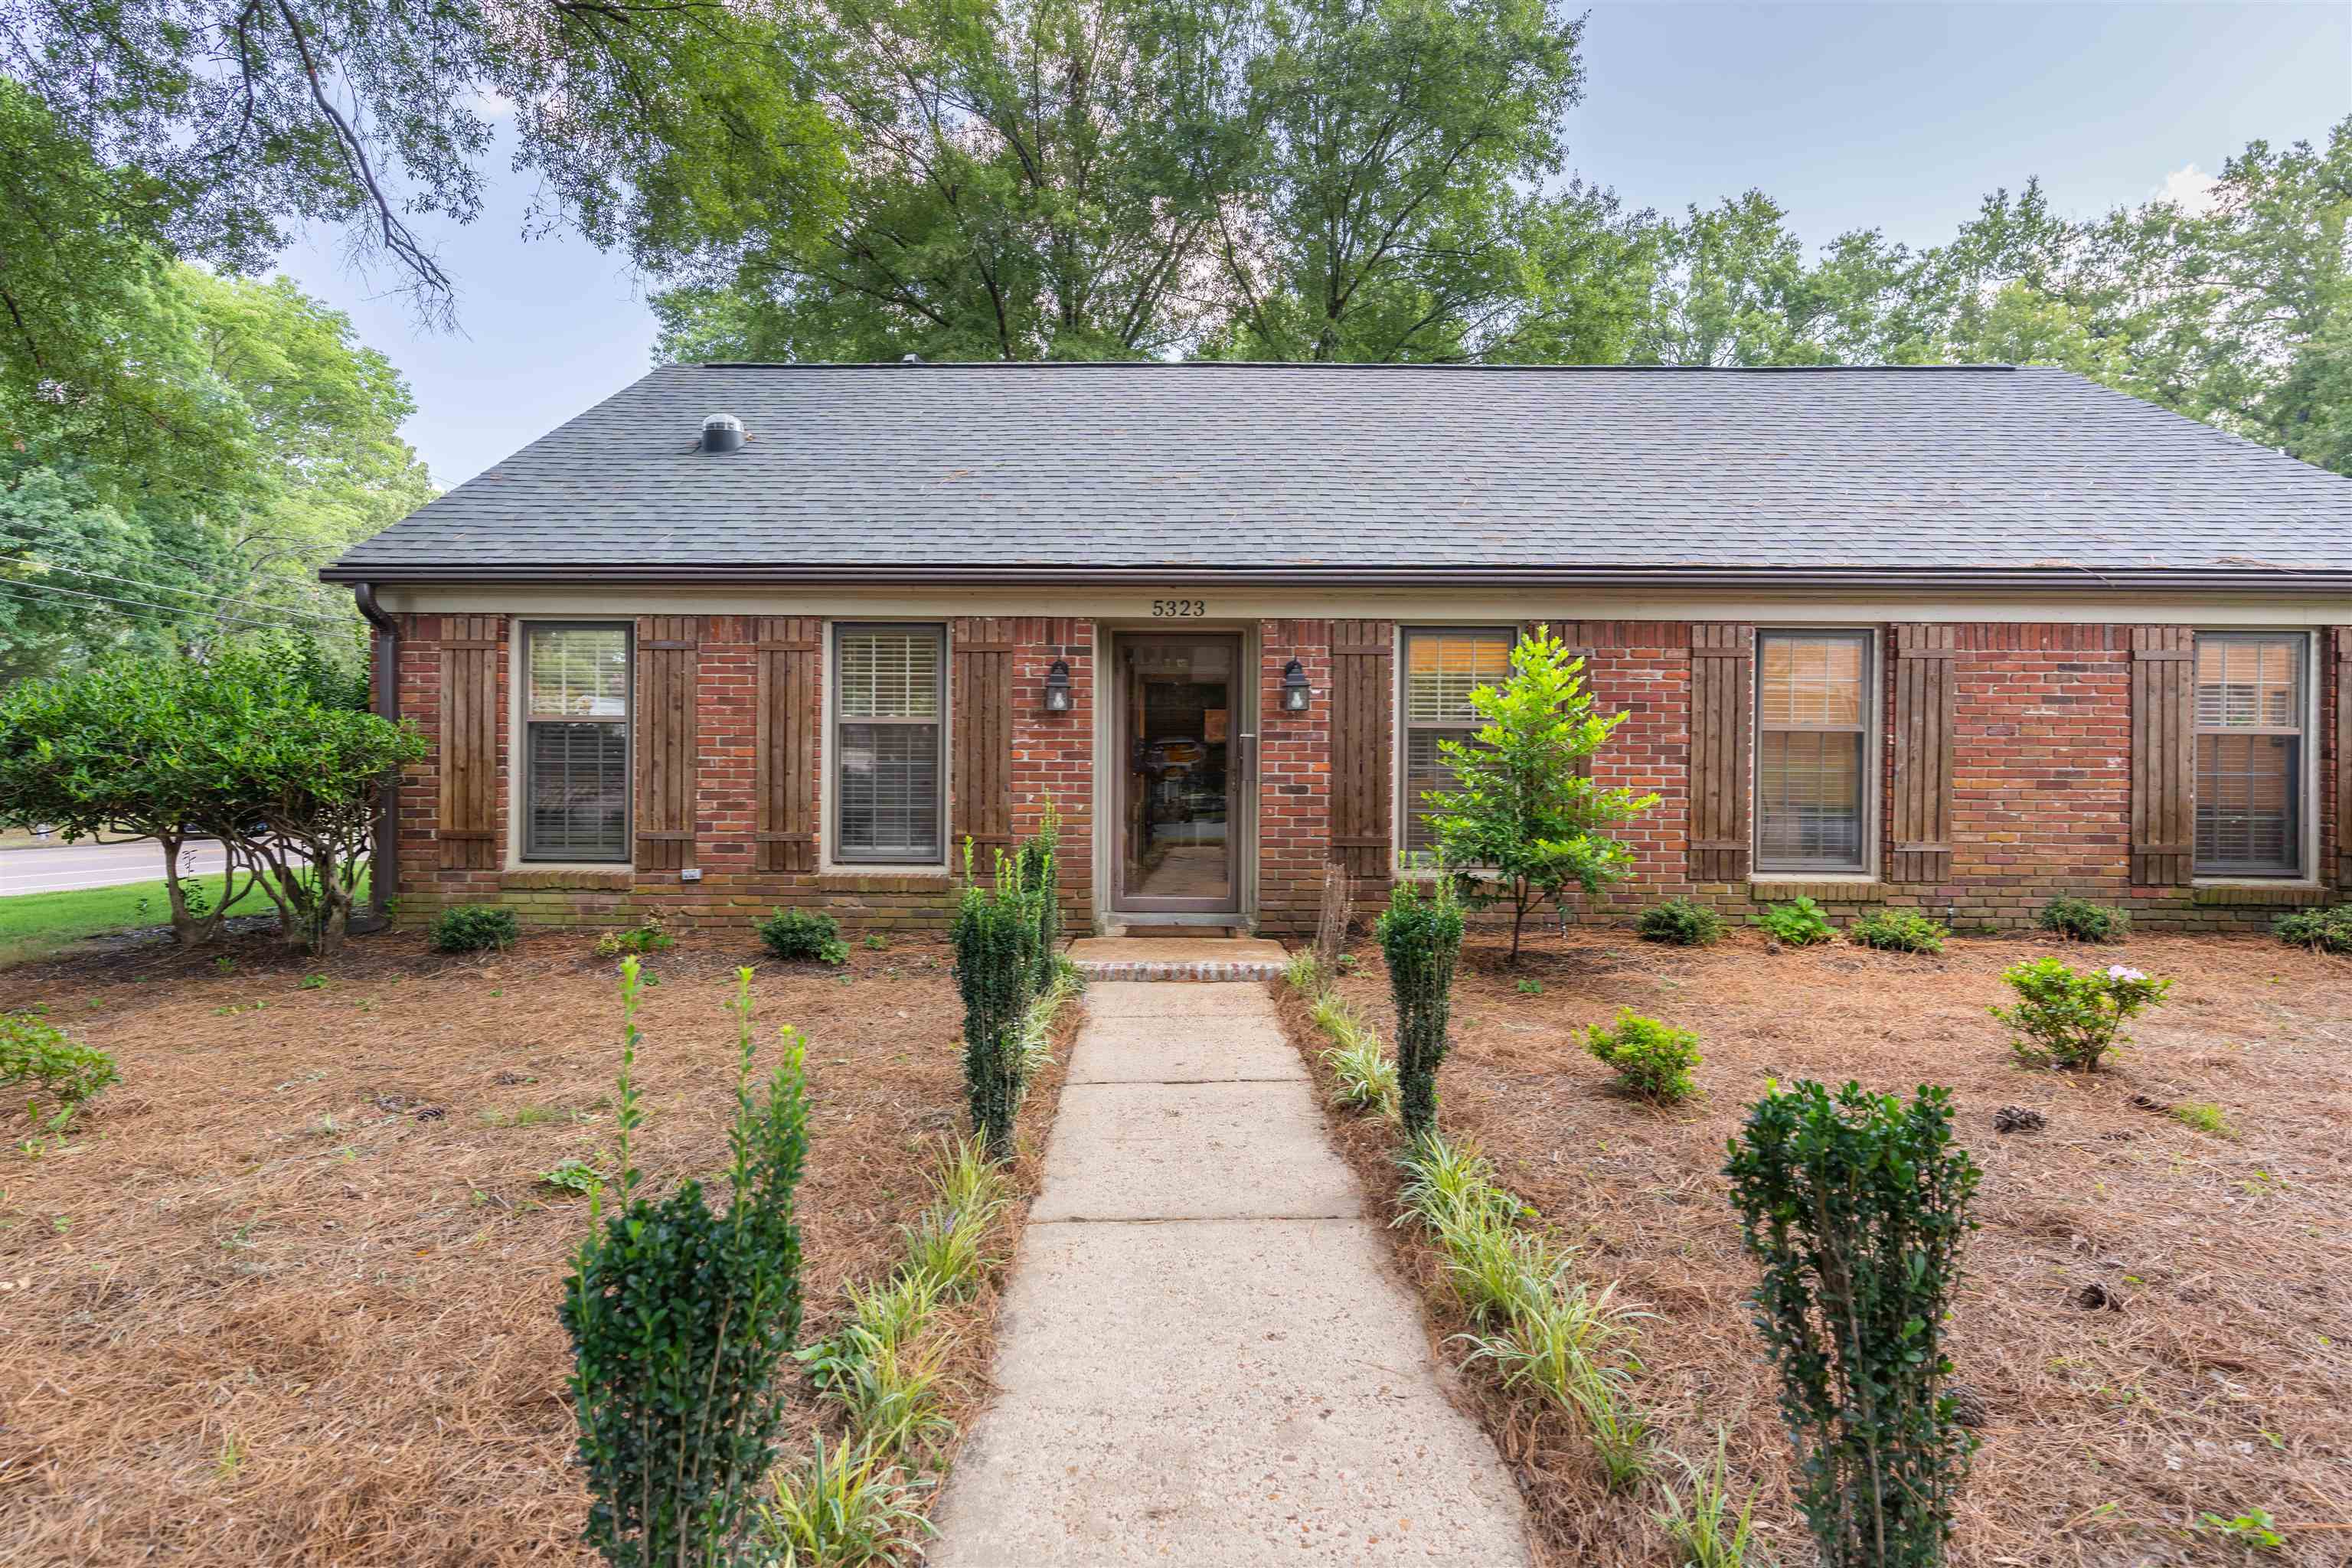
[1399,627,1515,859]
[2194,632,2308,877]
[522,623,632,861]
[834,624,946,864]
[1756,629,1872,874]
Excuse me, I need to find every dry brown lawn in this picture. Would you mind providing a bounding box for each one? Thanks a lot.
[1282,926,2352,1568]
[0,929,1058,1567]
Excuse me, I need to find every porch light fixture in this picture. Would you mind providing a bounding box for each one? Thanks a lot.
[1280,658,1312,712]
[1042,658,1073,712]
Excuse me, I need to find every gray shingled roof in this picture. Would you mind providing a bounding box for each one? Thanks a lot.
[325,362,2352,584]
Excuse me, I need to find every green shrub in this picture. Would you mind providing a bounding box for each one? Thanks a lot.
[2173,1100,2235,1137]
[2275,903,2352,954]
[950,849,1034,1161]
[1636,897,1722,946]
[1725,1080,1981,1568]
[1377,877,1466,1140]
[1,1012,119,1125]
[1584,1010,1701,1102]
[1848,909,1946,954]
[592,916,674,959]
[1756,897,1834,946]
[560,962,808,1567]
[2038,895,2128,943]
[431,904,517,953]
[1313,993,1397,1118]
[756,907,848,965]
[1989,957,2172,1073]
[1016,800,1063,991]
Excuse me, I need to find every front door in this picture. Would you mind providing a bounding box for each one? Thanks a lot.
[1114,632,1243,914]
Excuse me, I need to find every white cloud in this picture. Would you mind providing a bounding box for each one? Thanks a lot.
[2154,164,2223,216]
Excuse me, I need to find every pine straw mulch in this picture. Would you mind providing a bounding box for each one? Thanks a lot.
[0,927,1073,1567]
[1276,926,2352,1568]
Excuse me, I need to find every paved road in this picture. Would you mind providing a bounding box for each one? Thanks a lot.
[929,979,1530,1566]
[0,839,227,897]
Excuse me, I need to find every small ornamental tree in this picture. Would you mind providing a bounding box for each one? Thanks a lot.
[1420,625,1659,963]
[560,961,808,1568]
[1724,1080,1982,1568]
[952,844,1034,1161]
[1377,876,1465,1140]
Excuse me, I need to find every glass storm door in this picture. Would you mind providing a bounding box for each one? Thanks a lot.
[1115,633,1242,913]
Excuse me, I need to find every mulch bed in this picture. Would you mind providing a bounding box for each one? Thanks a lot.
[1278,926,2352,1568]
[0,927,1066,1566]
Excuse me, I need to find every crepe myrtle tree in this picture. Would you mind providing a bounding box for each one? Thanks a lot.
[1419,625,1660,963]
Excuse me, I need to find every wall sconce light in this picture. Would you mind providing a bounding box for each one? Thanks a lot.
[1042,658,1073,712]
[1280,658,1312,712]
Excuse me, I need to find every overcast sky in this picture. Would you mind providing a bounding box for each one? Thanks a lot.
[274,1,2352,490]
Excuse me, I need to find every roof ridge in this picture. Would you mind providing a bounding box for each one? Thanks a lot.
[690,360,2024,373]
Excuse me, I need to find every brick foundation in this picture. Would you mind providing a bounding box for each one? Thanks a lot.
[381,613,2342,939]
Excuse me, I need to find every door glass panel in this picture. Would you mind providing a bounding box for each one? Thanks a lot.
[1122,637,1234,906]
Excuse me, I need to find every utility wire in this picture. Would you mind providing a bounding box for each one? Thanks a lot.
[0,555,346,625]
[0,577,326,635]
[26,524,339,581]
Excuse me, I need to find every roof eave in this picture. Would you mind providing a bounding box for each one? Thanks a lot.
[319,563,2352,595]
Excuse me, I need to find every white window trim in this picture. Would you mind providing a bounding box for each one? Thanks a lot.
[820,619,953,873]
[1749,626,1880,883]
[509,617,635,871]
[2190,628,2321,886]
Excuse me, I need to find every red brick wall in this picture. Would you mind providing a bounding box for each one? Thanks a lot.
[383,612,2340,937]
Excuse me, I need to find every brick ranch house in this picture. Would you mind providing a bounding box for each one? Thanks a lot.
[322,361,2352,939]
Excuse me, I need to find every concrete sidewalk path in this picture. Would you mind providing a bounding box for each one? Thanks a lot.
[929,980,1530,1566]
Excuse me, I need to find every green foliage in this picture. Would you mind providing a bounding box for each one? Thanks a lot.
[1989,958,2172,1073]
[559,963,808,1568]
[897,1202,993,1302]
[593,918,675,959]
[1652,1437,1769,1568]
[1636,898,1723,947]
[758,1435,933,1566]
[2274,903,2352,954]
[1724,1081,1981,1568]
[757,908,848,965]
[2037,896,2129,943]
[1377,877,1466,1140]
[1312,992,1399,1119]
[433,906,518,954]
[949,846,1036,1161]
[1400,1133,1654,1492]
[1584,1010,1701,1103]
[810,1327,953,1456]
[2198,1508,2284,1551]
[1848,909,1948,954]
[2173,1101,2236,1138]
[1,1011,119,1126]
[1283,950,1325,995]
[1756,897,1834,946]
[1016,801,1063,991]
[1421,626,1660,962]
[541,1158,607,1197]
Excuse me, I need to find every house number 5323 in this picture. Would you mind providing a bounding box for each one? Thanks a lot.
[1152,599,1207,618]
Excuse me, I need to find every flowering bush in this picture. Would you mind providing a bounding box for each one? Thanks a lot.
[1988,958,2172,1072]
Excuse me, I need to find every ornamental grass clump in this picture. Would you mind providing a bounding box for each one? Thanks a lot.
[1990,957,2171,1072]
[1725,1080,1981,1568]
[559,962,809,1568]
[1377,876,1466,1140]
[1584,1010,1702,1103]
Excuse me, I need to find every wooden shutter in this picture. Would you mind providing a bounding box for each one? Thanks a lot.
[754,616,821,874]
[2130,626,2195,885]
[952,618,1016,863]
[1890,624,1957,882]
[2335,629,2352,887]
[1328,620,1394,880]
[437,616,502,871]
[635,616,699,871]
[1687,623,1755,882]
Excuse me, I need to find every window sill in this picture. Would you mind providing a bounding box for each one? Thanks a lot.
[2189,880,2329,907]
[1749,876,1886,903]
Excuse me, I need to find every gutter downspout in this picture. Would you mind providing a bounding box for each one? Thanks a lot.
[352,583,399,927]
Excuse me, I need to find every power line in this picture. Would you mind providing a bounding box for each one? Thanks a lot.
[0,555,346,626]
[0,577,335,635]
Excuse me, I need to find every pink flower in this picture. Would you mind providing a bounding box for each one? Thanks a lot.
[2105,965,2145,983]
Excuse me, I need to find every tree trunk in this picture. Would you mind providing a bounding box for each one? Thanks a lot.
[159,831,205,946]
[1508,898,1526,965]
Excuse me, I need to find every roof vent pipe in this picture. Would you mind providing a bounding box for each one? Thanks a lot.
[701,413,743,453]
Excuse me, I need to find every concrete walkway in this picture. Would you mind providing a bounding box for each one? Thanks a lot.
[930,981,1530,1566]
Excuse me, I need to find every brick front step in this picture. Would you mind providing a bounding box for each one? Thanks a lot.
[1066,936,1289,984]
